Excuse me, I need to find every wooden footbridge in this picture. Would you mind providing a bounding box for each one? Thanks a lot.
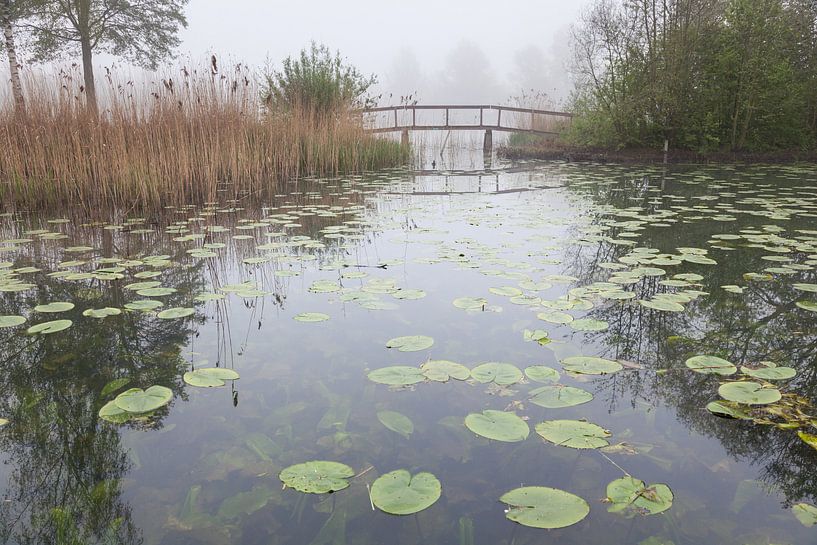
[362,104,573,152]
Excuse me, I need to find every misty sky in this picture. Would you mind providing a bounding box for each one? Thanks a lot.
[178,0,593,106]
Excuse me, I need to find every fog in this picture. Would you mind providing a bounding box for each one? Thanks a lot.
[179,0,591,107]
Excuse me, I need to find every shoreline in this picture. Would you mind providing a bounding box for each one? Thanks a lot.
[497,144,817,165]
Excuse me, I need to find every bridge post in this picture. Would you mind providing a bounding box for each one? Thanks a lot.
[483,129,493,154]
[401,129,410,147]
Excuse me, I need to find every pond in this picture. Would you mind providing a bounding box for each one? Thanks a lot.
[0,158,816,545]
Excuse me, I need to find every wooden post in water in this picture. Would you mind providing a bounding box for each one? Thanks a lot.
[401,129,410,147]
[483,129,493,154]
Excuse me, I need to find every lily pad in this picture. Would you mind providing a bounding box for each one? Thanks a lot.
[535,419,611,449]
[706,400,751,419]
[124,300,164,311]
[368,366,426,386]
[386,335,434,352]
[452,297,487,310]
[420,360,470,382]
[34,302,74,313]
[718,382,781,405]
[741,366,796,381]
[0,315,26,328]
[537,311,574,324]
[464,410,529,442]
[114,385,172,413]
[377,411,414,438]
[157,307,195,319]
[370,470,441,515]
[529,385,593,408]
[795,301,817,312]
[294,312,330,322]
[605,476,673,515]
[639,299,685,312]
[685,355,737,376]
[279,461,354,494]
[470,362,523,385]
[524,365,560,383]
[561,356,623,375]
[500,486,589,529]
[27,319,73,335]
[184,368,240,388]
[570,318,608,332]
[793,503,817,527]
[82,307,121,318]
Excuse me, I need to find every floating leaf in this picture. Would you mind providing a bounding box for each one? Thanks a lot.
[537,311,573,324]
[100,377,131,398]
[718,382,781,405]
[638,299,685,312]
[124,300,164,311]
[524,365,560,383]
[793,503,817,527]
[114,385,172,413]
[370,470,441,515]
[570,318,608,332]
[529,385,593,408]
[561,356,622,375]
[605,476,673,515]
[741,366,796,381]
[0,315,26,328]
[798,431,817,451]
[706,401,751,420]
[685,355,737,376]
[157,307,195,319]
[535,419,611,449]
[279,461,354,494]
[392,289,426,300]
[27,319,72,335]
[490,286,523,297]
[500,486,589,529]
[34,302,74,313]
[368,366,425,386]
[464,410,529,442]
[452,297,487,310]
[294,312,330,322]
[377,411,414,438]
[184,368,240,388]
[470,362,523,385]
[98,400,131,424]
[386,335,434,352]
[796,301,817,312]
[420,360,470,382]
[82,307,121,318]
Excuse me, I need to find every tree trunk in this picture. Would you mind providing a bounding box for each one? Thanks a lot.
[80,36,98,114]
[1,0,24,113]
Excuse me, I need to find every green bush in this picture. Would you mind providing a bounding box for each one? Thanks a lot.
[261,42,377,114]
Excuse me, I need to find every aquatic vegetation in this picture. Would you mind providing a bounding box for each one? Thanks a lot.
[535,419,611,449]
[604,477,674,516]
[183,368,240,388]
[279,461,354,494]
[500,486,590,529]
[385,335,434,352]
[529,385,593,408]
[370,470,441,515]
[464,410,529,442]
[376,411,414,438]
[469,362,523,385]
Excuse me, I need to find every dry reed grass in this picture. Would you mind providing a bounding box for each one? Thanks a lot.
[0,58,408,214]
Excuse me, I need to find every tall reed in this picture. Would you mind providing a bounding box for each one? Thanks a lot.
[0,59,408,213]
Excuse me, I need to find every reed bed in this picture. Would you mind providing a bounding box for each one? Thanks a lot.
[0,60,408,213]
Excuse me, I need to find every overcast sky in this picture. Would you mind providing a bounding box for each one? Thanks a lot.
[178,0,593,105]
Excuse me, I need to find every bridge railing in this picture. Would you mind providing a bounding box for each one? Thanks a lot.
[361,104,573,135]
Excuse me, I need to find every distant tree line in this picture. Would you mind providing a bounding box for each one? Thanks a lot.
[569,0,817,152]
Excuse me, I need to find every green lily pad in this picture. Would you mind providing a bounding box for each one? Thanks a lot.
[570,318,608,332]
[184,368,240,388]
[685,355,737,376]
[0,315,26,328]
[529,385,593,408]
[420,360,470,382]
[561,356,623,375]
[793,283,817,293]
[638,299,685,312]
[718,382,781,405]
[464,410,529,442]
[294,312,330,322]
[741,366,796,381]
[795,301,817,312]
[386,335,434,352]
[124,300,164,311]
[524,365,560,383]
[793,503,817,527]
[370,470,441,515]
[98,400,132,424]
[368,366,426,386]
[157,307,195,319]
[377,411,414,438]
[706,400,751,419]
[114,385,172,413]
[537,311,574,324]
[500,486,589,529]
[470,362,523,385]
[452,297,487,310]
[34,302,74,313]
[82,307,121,318]
[535,419,611,449]
[27,319,73,335]
[0,417,8,427]
[136,287,177,297]
[605,476,673,515]
[279,461,354,494]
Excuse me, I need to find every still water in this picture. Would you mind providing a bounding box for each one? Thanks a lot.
[0,158,816,545]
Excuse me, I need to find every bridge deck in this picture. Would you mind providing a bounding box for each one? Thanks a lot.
[362,104,572,136]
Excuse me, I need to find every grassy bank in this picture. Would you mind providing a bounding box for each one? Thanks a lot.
[0,61,408,213]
